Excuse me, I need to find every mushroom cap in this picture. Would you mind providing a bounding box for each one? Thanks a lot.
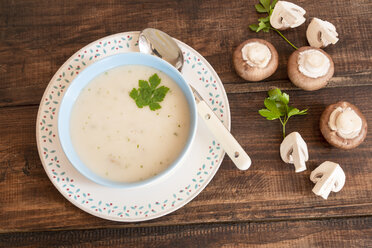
[287,46,334,91]
[320,101,367,149]
[233,38,279,82]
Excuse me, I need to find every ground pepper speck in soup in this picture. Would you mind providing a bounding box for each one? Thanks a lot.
[70,65,191,183]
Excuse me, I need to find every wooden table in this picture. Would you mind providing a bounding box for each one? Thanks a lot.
[1,0,371,247]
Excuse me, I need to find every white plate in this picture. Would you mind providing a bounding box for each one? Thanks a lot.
[36,31,231,222]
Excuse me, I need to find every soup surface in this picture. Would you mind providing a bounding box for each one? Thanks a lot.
[70,65,190,183]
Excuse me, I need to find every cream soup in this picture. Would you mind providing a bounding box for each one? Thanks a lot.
[70,65,190,183]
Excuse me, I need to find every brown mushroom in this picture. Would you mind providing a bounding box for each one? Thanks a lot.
[320,101,367,149]
[287,46,334,91]
[233,39,278,82]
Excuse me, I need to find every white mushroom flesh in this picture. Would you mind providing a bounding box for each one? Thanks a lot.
[328,107,362,139]
[310,161,345,199]
[306,18,339,48]
[298,49,330,78]
[270,1,306,30]
[241,42,271,68]
[280,132,308,173]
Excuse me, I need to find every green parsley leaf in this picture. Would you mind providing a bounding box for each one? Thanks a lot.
[281,93,289,105]
[257,20,269,32]
[268,89,288,113]
[149,102,161,111]
[139,86,152,104]
[298,109,308,115]
[287,108,300,118]
[259,109,280,120]
[139,80,150,89]
[258,16,270,23]
[135,99,144,108]
[264,98,281,116]
[149,73,161,89]
[255,4,267,13]
[270,0,278,9]
[129,88,138,99]
[152,86,169,102]
[249,24,259,32]
[268,88,282,99]
[129,73,170,111]
[259,88,308,138]
[260,0,271,12]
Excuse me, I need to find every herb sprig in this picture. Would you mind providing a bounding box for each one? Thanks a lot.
[249,0,298,50]
[129,73,169,111]
[259,88,307,138]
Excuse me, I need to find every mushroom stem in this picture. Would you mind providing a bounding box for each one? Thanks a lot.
[270,27,298,50]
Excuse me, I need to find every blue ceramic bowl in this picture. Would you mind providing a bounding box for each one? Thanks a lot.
[58,53,197,188]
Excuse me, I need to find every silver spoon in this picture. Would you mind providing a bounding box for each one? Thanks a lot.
[139,28,251,170]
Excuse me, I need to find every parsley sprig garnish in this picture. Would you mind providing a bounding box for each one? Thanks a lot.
[129,73,169,111]
[259,88,308,138]
[249,0,298,50]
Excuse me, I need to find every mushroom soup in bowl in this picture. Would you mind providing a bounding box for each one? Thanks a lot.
[58,53,197,188]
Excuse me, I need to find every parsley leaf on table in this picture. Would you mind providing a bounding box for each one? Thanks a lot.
[259,88,308,138]
[129,73,169,111]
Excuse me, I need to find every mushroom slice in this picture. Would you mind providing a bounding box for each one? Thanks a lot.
[233,39,279,82]
[310,161,345,199]
[306,18,339,48]
[270,1,306,30]
[320,101,368,149]
[287,46,334,91]
[280,132,308,172]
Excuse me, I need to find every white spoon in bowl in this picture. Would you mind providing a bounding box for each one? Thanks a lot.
[139,28,251,170]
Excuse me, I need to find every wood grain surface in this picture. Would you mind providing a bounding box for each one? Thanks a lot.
[0,0,371,246]
[1,86,371,231]
[0,0,371,107]
[1,217,371,247]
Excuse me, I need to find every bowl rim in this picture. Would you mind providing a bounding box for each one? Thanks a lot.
[58,52,197,188]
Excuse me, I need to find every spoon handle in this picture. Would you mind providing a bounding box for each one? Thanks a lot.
[196,100,251,170]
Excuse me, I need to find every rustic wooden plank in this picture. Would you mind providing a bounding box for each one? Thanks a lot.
[0,86,371,232]
[1,72,371,108]
[0,0,371,107]
[224,71,372,94]
[1,217,371,247]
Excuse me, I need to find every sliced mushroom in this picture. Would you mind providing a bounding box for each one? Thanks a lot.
[306,18,339,48]
[320,101,367,149]
[310,161,345,199]
[270,1,306,30]
[280,132,308,172]
[287,46,334,91]
[233,39,278,82]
